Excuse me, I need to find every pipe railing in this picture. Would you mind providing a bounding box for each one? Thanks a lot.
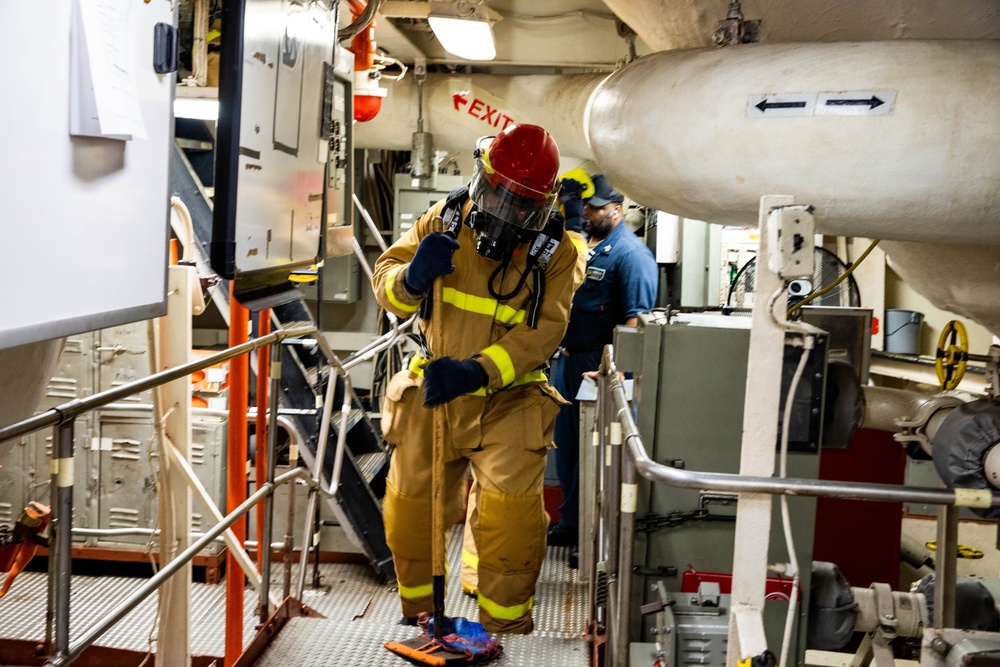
[594,344,1000,667]
[44,468,318,667]
[0,325,316,444]
[0,316,406,667]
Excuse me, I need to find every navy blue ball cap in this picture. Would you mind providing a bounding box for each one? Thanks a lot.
[587,174,625,207]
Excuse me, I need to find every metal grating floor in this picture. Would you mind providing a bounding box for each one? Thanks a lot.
[257,526,590,666]
[0,526,589,664]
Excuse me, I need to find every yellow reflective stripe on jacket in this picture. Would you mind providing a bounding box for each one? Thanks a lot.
[398,580,433,600]
[441,287,526,325]
[462,548,479,571]
[482,344,515,386]
[408,356,547,396]
[477,593,534,621]
[386,269,420,314]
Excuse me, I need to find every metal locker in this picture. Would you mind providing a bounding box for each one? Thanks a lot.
[96,414,157,546]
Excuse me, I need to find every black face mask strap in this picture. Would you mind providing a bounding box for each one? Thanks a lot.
[527,267,545,329]
[441,186,469,236]
[525,215,564,328]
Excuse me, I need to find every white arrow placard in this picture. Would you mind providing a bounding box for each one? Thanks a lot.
[816,91,896,116]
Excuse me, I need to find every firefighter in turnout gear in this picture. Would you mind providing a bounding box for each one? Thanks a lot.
[373,124,578,634]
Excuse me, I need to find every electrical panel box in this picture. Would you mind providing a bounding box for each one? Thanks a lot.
[298,253,361,303]
[323,48,355,261]
[296,47,358,304]
[393,173,467,241]
[767,204,815,280]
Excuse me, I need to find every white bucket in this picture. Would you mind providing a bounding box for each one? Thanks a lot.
[884,309,924,355]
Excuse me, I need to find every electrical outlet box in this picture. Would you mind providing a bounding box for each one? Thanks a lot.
[767,204,815,280]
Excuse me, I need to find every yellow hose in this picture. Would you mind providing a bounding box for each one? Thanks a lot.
[787,239,880,317]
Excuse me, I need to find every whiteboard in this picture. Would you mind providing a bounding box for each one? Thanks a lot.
[0,1,174,350]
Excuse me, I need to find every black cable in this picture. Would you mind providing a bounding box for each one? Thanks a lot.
[488,253,531,301]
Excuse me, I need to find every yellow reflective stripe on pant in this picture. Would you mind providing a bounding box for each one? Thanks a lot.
[462,548,479,571]
[477,592,534,621]
[386,268,420,313]
[397,567,450,602]
[481,344,516,386]
[441,287,525,325]
[398,580,434,601]
[408,355,547,395]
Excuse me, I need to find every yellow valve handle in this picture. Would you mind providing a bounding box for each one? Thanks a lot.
[935,319,969,390]
[925,540,985,559]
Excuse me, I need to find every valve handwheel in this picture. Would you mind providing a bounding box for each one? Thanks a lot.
[935,319,969,390]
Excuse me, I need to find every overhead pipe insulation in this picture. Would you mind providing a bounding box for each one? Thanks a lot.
[353,73,606,160]
[600,0,1000,53]
[586,40,1000,244]
[881,240,1000,337]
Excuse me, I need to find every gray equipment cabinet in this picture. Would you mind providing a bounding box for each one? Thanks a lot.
[613,311,826,666]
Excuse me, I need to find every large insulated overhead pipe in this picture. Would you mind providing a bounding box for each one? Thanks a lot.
[354,73,606,159]
[586,40,1000,244]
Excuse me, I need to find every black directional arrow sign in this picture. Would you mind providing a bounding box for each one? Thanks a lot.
[825,96,884,110]
[755,98,808,113]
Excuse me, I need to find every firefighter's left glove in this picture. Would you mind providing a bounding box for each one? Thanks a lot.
[558,178,585,232]
[423,357,488,406]
[404,232,460,294]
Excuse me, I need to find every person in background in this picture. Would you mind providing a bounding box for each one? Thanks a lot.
[547,174,658,567]
[372,124,579,634]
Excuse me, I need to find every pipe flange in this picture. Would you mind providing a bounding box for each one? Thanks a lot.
[871,582,898,639]
[894,394,966,455]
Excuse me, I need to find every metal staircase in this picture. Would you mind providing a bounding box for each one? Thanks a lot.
[171,143,394,583]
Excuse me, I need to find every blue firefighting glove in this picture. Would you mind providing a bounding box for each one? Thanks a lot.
[559,178,585,232]
[403,232,460,294]
[423,357,488,406]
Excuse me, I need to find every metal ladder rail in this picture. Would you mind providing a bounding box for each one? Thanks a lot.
[172,142,394,581]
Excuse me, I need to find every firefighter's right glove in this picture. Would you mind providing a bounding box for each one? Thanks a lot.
[404,232,460,294]
[559,178,585,232]
[423,357,488,406]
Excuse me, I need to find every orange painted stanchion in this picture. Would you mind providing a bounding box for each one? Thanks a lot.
[254,310,271,572]
[225,286,250,667]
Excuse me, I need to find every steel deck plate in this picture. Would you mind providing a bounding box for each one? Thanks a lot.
[0,526,588,663]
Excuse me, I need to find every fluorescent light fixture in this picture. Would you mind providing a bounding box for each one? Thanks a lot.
[174,97,220,120]
[428,3,497,61]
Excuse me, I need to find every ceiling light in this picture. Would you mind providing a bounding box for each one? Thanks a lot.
[428,2,498,61]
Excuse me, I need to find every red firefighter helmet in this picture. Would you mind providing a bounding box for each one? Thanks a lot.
[469,124,560,233]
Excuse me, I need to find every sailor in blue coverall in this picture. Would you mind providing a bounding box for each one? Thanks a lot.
[547,174,658,562]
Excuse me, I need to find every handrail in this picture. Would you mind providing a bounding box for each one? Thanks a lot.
[44,468,318,667]
[4,315,399,666]
[0,324,317,443]
[600,345,1000,508]
[342,313,417,371]
[596,344,1000,667]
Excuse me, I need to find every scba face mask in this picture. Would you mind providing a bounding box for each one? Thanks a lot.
[467,207,536,261]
